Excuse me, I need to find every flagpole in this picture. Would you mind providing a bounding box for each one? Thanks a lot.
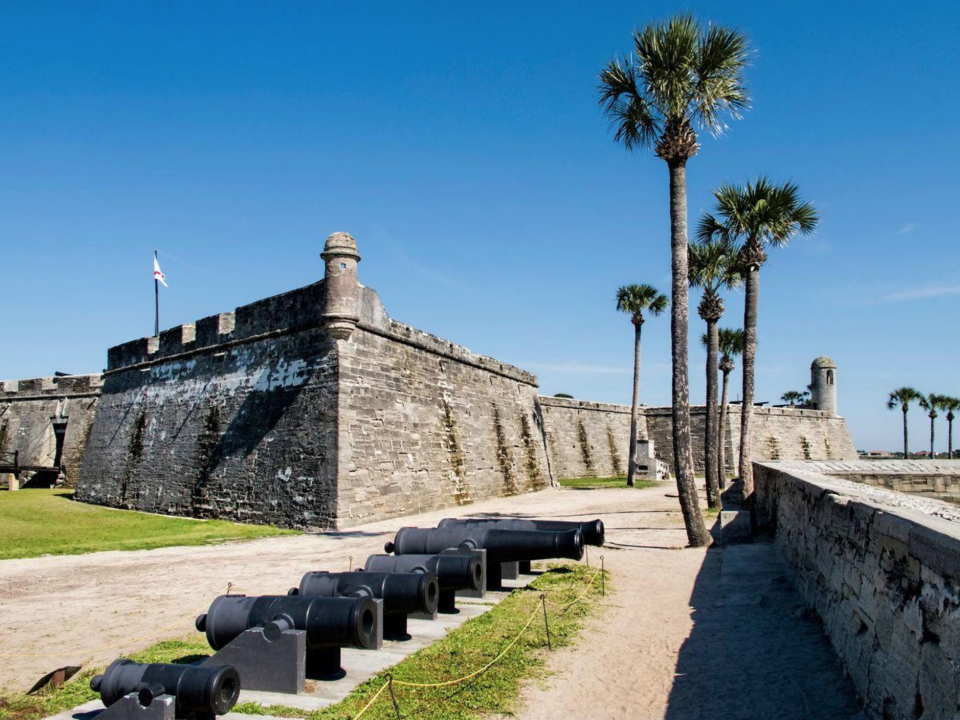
[154,250,159,337]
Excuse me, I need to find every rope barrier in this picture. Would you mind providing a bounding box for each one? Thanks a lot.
[353,564,607,718]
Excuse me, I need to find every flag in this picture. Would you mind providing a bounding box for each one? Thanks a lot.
[153,256,168,287]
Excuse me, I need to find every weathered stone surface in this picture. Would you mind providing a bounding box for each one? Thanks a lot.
[755,461,960,720]
[0,374,102,487]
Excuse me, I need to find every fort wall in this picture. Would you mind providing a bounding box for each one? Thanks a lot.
[754,461,960,720]
[76,284,342,528]
[0,374,102,487]
[539,397,636,480]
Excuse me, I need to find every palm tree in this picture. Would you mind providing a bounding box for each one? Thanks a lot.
[887,387,921,459]
[616,284,669,486]
[943,396,960,459]
[698,179,819,500]
[689,239,741,509]
[599,15,749,547]
[781,391,804,407]
[716,328,744,484]
[920,393,949,459]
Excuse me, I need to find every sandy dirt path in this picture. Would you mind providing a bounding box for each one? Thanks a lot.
[506,490,862,720]
[0,485,656,692]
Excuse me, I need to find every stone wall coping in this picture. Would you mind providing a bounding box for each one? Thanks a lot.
[0,374,104,399]
[539,396,633,413]
[755,460,960,580]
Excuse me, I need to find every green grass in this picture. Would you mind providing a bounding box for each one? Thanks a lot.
[0,489,298,560]
[0,564,606,720]
[558,476,659,490]
[0,635,211,720]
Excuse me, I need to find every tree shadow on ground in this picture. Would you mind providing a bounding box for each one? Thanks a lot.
[664,541,861,720]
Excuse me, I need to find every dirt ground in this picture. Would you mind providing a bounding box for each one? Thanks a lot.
[0,484,861,719]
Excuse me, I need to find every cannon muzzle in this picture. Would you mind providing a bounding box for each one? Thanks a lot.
[91,659,240,717]
[437,517,605,546]
[199,594,379,653]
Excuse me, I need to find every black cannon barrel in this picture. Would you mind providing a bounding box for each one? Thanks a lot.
[195,594,379,652]
[437,517,605,547]
[91,659,240,717]
[362,552,483,593]
[385,527,584,563]
[290,571,439,617]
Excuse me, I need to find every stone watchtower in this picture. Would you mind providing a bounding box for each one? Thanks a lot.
[810,356,838,415]
[321,232,361,340]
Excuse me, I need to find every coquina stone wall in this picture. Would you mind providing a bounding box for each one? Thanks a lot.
[754,461,960,720]
[645,405,857,476]
[0,374,102,487]
[76,240,552,529]
[541,402,857,480]
[539,397,636,480]
[334,287,551,526]
[76,285,342,528]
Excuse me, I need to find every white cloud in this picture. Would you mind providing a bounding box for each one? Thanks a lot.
[883,286,960,302]
[892,222,916,236]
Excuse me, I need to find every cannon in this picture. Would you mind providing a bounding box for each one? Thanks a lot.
[437,518,604,546]
[196,594,382,689]
[90,659,240,720]
[362,550,485,613]
[437,517,604,574]
[290,570,439,639]
[385,527,583,589]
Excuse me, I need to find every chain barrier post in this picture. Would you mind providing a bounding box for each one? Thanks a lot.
[540,594,552,651]
[585,545,590,567]
[600,556,605,597]
[386,674,401,719]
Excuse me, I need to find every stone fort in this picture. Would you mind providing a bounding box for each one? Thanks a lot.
[0,233,856,528]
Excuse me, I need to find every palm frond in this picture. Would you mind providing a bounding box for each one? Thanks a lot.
[688,237,743,292]
[616,283,669,320]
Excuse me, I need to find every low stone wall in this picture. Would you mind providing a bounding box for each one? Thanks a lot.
[823,460,960,506]
[754,461,960,720]
[0,375,102,487]
[539,397,637,480]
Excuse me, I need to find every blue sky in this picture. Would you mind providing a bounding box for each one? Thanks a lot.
[1,1,958,451]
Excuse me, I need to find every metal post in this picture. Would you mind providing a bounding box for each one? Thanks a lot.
[154,250,160,337]
[601,556,605,597]
[386,674,401,719]
[540,594,552,651]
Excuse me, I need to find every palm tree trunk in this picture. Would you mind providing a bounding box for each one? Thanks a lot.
[949,415,954,458]
[668,161,710,547]
[930,416,935,459]
[704,319,720,508]
[739,263,760,499]
[903,408,909,459]
[718,368,731,488]
[626,322,642,487]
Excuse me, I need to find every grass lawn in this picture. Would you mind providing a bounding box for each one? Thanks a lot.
[559,476,659,490]
[0,489,298,560]
[0,563,607,720]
